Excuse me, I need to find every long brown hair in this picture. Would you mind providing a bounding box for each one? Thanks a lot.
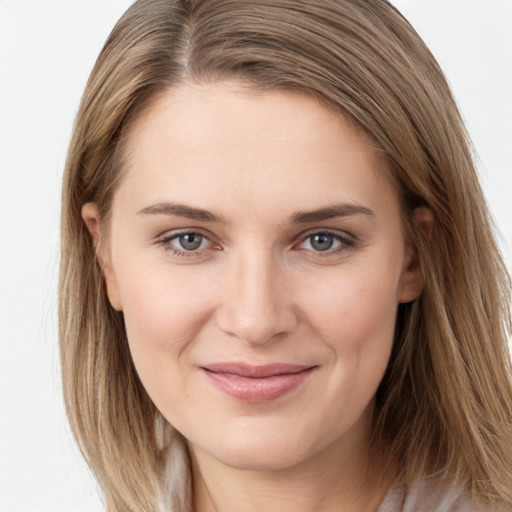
[60,1,512,510]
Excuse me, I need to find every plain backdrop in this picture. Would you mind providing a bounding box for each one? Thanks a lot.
[0,1,510,511]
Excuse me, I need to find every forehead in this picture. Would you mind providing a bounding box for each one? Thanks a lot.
[116,82,397,219]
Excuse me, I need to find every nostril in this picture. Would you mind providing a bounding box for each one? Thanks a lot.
[215,300,298,345]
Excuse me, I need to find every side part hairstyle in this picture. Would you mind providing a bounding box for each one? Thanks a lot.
[59,1,512,511]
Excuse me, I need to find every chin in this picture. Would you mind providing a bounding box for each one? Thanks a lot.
[189,421,323,472]
[212,444,311,472]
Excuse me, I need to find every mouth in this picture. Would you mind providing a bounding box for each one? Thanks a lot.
[200,362,317,403]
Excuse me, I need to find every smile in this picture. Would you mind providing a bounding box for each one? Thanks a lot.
[200,363,317,403]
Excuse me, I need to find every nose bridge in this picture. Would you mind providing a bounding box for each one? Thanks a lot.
[217,244,296,344]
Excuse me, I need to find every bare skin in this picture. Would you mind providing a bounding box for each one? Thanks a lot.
[83,82,429,512]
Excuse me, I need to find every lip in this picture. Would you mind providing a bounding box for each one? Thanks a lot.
[200,362,317,403]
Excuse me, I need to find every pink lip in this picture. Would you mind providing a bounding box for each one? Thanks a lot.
[200,363,317,403]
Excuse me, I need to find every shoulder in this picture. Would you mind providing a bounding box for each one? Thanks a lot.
[377,475,489,512]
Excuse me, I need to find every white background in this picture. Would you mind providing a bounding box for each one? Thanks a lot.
[0,1,510,511]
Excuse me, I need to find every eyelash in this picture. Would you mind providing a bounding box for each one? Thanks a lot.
[156,229,357,259]
[294,229,357,258]
[156,230,218,259]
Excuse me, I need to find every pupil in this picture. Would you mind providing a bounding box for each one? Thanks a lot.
[311,234,333,251]
[179,233,202,251]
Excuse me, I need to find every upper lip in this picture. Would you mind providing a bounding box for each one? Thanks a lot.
[201,362,316,378]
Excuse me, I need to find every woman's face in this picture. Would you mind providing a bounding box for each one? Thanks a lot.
[84,82,423,471]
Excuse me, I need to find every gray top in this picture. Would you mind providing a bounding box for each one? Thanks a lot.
[377,476,481,512]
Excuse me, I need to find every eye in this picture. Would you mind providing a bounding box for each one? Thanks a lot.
[173,233,208,251]
[157,230,217,257]
[296,230,355,255]
[306,233,338,251]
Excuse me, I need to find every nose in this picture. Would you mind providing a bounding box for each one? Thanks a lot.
[215,250,298,345]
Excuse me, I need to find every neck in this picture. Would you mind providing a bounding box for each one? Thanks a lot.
[189,423,395,512]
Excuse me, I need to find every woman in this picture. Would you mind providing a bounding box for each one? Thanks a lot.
[59,1,512,511]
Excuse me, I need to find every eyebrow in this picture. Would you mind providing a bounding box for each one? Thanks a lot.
[291,204,374,223]
[137,203,227,223]
[136,202,374,224]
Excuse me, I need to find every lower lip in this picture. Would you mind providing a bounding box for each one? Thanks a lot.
[201,367,316,403]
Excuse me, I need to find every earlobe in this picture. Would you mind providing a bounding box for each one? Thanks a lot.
[398,206,434,303]
[81,202,123,311]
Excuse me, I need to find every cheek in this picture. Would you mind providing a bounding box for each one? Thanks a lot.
[114,262,223,426]
[304,263,400,345]
[298,256,402,399]
[113,255,216,381]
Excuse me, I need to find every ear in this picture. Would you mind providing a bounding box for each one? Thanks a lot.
[81,202,123,311]
[398,206,434,303]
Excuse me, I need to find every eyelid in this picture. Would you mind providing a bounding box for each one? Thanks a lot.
[155,226,215,241]
[293,227,356,243]
[292,228,357,255]
[155,228,221,257]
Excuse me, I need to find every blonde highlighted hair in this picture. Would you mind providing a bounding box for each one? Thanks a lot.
[60,1,512,510]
